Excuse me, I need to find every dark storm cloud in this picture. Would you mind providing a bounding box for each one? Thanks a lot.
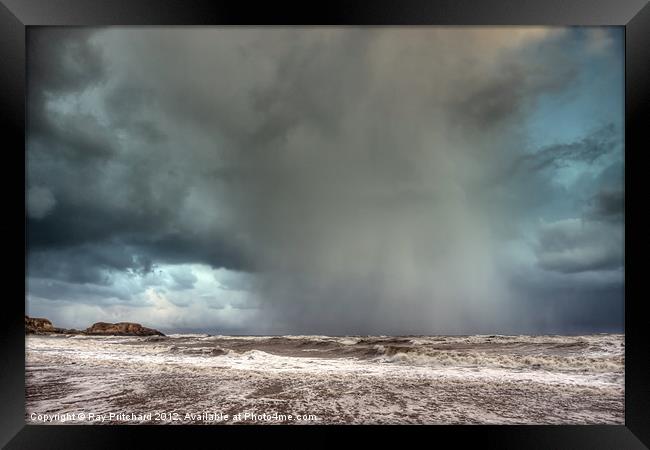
[507,276,623,334]
[27,29,107,143]
[36,112,118,162]
[526,129,624,275]
[26,28,624,333]
[28,219,251,281]
[535,218,623,274]
[27,28,105,98]
[26,186,56,219]
[587,188,625,221]
[167,266,198,291]
[528,124,617,169]
[27,32,252,276]
[502,123,619,180]
[450,61,577,130]
[28,277,134,303]
[28,244,153,286]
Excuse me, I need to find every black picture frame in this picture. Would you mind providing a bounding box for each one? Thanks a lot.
[2,0,648,447]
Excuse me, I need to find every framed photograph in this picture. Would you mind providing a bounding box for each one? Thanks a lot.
[2,0,648,447]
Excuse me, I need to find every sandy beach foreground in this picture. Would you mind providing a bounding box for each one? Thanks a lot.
[25,333,624,425]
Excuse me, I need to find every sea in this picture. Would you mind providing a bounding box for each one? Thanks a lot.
[25,333,624,424]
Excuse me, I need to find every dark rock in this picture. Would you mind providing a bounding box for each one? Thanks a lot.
[85,322,165,336]
[25,315,164,337]
[25,316,55,334]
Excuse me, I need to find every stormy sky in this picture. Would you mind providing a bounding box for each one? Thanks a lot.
[26,27,624,335]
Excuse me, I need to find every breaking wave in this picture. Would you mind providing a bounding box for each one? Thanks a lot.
[131,333,625,374]
[371,345,623,372]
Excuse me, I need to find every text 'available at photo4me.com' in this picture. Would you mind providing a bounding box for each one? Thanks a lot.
[29,410,321,424]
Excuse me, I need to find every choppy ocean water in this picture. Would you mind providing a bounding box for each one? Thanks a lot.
[26,333,624,424]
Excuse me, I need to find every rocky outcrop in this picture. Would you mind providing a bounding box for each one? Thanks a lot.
[85,322,164,336]
[25,316,56,334]
[25,315,164,337]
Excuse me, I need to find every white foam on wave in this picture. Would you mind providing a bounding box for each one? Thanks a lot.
[26,333,624,386]
[167,333,210,338]
[373,347,623,373]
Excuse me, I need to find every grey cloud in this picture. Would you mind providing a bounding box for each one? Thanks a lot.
[36,112,118,163]
[27,29,108,147]
[28,29,105,96]
[586,188,624,222]
[28,277,135,303]
[535,218,623,273]
[507,276,623,334]
[509,123,619,177]
[27,229,250,285]
[28,245,155,286]
[450,62,577,131]
[26,186,56,219]
[168,267,198,291]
